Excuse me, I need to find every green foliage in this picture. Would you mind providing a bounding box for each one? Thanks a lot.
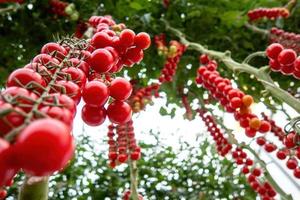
[7,134,256,199]
[1,0,299,114]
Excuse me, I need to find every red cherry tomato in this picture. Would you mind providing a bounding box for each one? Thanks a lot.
[82,80,109,106]
[81,105,106,126]
[109,78,132,100]
[107,101,132,124]
[15,118,74,176]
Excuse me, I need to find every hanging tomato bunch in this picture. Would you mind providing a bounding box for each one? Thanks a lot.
[247,7,289,22]
[0,15,151,199]
[196,55,271,138]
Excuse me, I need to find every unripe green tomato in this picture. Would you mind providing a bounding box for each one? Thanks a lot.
[169,45,177,54]
[70,11,79,21]
[65,3,76,15]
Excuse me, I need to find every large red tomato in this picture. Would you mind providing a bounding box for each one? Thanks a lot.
[15,118,74,176]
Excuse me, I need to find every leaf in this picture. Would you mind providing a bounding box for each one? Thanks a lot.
[130,2,143,10]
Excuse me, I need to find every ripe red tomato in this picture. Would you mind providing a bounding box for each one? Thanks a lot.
[109,78,132,100]
[269,59,281,72]
[6,68,46,93]
[120,29,135,47]
[32,54,60,73]
[78,50,92,64]
[294,57,300,71]
[266,43,283,60]
[52,80,81,104]
[1,86,38,112]
[67,58,90,76]
[43,93,76,117]
[24,62,51,83]
[91,32,113,48]
[39,106,73,127]
[124,47,143,64]
[277,49,297,65]
[0,103,25,136]
[15,118,74,176]
[199,54,210,64]
[134,32,151,50]
[82,80,109,106]
[90,49,114,73]
[41,43,67,61]
[107,101,132,124]
[81,105,106,126]
[60,67,87,88]
[286,158,298,169]
[0,157,19,187]
[258,120,271,133]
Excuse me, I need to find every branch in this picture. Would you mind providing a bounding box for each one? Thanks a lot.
[285,0,298,11]
[164,20,300,114]
[245,22,269,36]
[0,3,22,14]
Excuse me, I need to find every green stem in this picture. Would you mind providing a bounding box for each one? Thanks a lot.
[244,22,269,36]
[242,51,266,64]
[243,145,293,200]
[164,21,300,114]
[18,176,49,200]
[129,160,139,200]
[0,4,22,14]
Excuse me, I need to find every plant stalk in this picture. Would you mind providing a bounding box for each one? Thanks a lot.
[18,176,49,200]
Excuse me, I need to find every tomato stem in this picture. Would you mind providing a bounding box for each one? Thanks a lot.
[18,176,49,200]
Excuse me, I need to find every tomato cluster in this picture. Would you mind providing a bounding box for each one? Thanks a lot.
[154,35,186,83]
[80,15,150,126]
[158,41,186,83]
[154,34,168,55]
[129,83,160,113]
[181,94,193,120]
[0,40,85,194]
[49,0,68,17]
[49,0,79,21]
[196,55,271,138]
[247,7,289,22]
[198,109,232,156]
[266,43,300,79]
[260,113,300,179]
[233,147,277,200]
[197,110,276,199]
[75,21,88,39]
[107,120,141,168]
[269,28,300,54]
[0,15,150,198]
